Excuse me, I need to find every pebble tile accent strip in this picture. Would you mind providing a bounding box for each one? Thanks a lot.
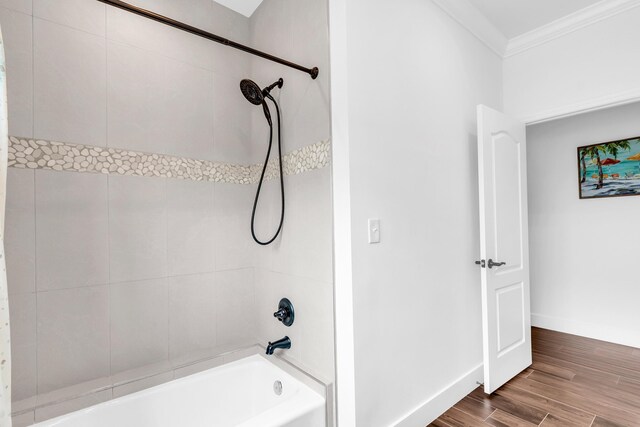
[7,137,331,184]
[260,139,331,180]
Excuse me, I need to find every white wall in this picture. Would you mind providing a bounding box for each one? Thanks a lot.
[504,6,640,123]
[527,101,640,348]
[333,0,503,425]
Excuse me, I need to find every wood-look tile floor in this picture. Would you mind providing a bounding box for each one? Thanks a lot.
[429,327,640,427]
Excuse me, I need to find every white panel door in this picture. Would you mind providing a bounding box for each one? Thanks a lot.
[477,105,531,394]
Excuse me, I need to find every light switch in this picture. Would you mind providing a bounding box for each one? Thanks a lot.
[368,219,380,244]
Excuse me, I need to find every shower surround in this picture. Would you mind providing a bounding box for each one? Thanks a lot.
[1,0,333,425]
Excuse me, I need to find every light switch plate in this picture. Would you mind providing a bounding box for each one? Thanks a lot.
[368,219,380,244]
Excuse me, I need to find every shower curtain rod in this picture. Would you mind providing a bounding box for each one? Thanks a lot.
[97,0,319,79]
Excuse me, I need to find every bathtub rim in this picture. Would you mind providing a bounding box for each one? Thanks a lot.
[32,353,328,427]
[257,348,335,427]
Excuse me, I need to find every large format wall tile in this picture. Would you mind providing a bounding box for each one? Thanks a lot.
[146,56,215,161]
[37,286,110,394]
[107,42,215,160]
[109,175,167,282]
[33,18,106,146]
[110,278,168,374]
[215,268,255,348]
[213,183,256,271]
[166,179,215,276]
[0,6,33,138]
[35,170,109,291]
[105,42,148,153]
[33,0,106,36]
[106,6,214,72]
[271,167,333,283]
[5,169,35,295]
[124,0,213,39]
[9,292,36,402]
[294,277,334,381]
[168,273,217,362]
[0,0,30,14]
[212,72,252,164]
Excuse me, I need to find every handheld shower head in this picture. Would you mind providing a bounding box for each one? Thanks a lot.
[239,78,284,105]
[240,78,284,126]
[240,79,264,105]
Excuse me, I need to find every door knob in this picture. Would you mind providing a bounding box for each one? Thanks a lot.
[488,259,506,269]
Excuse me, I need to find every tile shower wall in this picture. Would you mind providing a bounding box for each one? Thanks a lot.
[2,0,334,423]
[1,0,260,422]
[249,0,334,383]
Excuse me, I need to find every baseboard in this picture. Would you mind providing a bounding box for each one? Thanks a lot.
[532,313,640,349]
[392,363,484,427]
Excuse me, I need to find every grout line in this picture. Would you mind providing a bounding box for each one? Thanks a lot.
[105,13,112,384]
[31,13,106,40]
[164,177,170,364]
[588,414,596,427]
[32,168,38,399]
[30,4,34,141]
[34,268,258,295]
[30,0,37,401]
[538,413,549,426]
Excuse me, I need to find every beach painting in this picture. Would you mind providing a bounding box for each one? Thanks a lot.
[578,136,640,199]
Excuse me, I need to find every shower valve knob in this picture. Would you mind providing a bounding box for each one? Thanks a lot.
[273,298,295,327]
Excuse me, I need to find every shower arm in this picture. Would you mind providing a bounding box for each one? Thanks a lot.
[97,0,319,80]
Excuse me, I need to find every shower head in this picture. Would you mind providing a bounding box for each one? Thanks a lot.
[240,79,264,105]
[240,78,284,126]
[240,78,284,106]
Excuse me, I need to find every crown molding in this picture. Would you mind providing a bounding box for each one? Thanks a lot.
[432,0,508,57]
[505,0,640,57]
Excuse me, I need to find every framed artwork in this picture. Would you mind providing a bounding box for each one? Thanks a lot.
[578,136,640,199]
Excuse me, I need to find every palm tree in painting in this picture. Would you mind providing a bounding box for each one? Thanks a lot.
[582,141,632,189]
[583,145,606,189]
[606,140,631,160]
[580,148,588,183]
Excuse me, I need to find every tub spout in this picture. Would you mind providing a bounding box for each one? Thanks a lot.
[266,336,291,355]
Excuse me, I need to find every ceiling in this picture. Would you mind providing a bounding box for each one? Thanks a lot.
[467,0,603,39]
[213,0,263,17]
[216,0,607,36]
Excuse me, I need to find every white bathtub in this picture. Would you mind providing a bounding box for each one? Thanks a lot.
[33,355,326,427]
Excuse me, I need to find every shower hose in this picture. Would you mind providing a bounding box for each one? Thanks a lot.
[251,93,285,245]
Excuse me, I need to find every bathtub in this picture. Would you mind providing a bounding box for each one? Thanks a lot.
[33,355,326,427]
